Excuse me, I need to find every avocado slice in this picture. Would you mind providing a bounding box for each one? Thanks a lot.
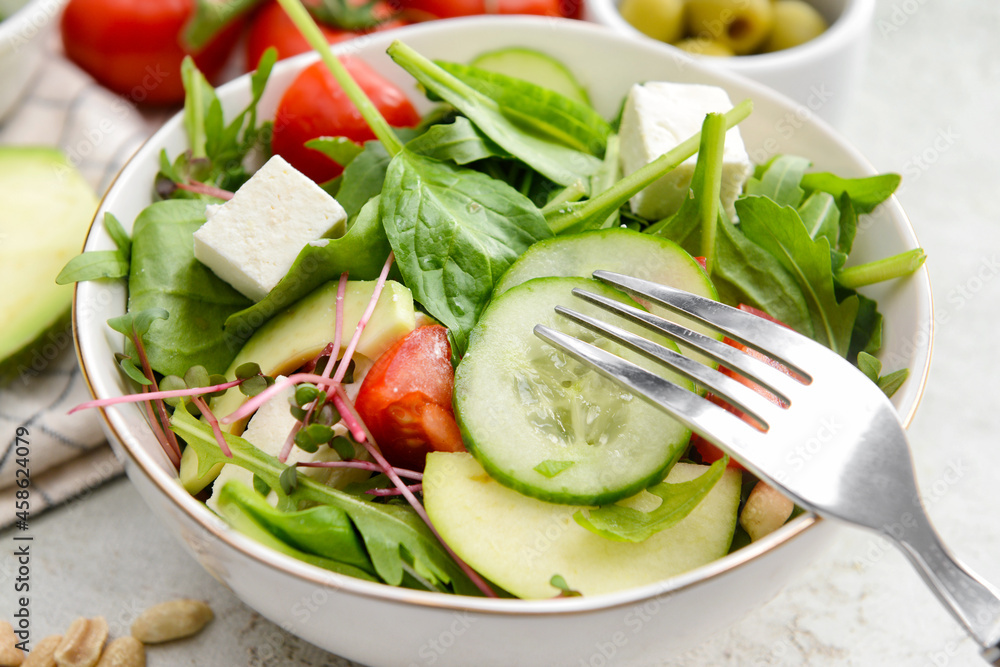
[0,147,98,384]
[179,279,416,493]
[423,452,741,598]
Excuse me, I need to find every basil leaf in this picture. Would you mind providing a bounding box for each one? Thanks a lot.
[379,148,552,353]
[387,41,601,188]
[128,200,251,375]
[573,458,727,542]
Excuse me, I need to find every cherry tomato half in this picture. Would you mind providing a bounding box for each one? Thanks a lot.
[355,325,466,472]
[245,1,406,69]
[689,305,796,469]
[60,0,242,105]
[271,56,421,183]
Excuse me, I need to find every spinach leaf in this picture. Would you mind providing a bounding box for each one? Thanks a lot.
[379,148,552,353]
[800,171,901,215]
[387,41,601,188]
[217,480,374,574]
[127,200,251,376]
[436,60,612,156]
[745,154,810,207]
[736,196,858,356]
[173,409,479,593]
[573,458,727,542]
[224,194,393,338]
[333,141,393,220]
[406,116,509,165]
[305,136,365,170]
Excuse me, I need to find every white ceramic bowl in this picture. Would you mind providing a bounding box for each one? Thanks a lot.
[0,0,65,121]
[585,0,875,127]
[73,16,931,667]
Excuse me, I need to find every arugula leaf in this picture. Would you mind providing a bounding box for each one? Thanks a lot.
[387,41,601,188]
[436,60,612,156]
[224,194,393,337]
[183,0,264,51]
[736,196,858,356]
[745,155,810,207]
[173,409,479,593]
[797,191,839,248]
[56,214,131,284]
[856,351,909,398]
[800,171,901,215]
[127,200,251,376]
[845,291,882,361]
[573,458,727,542]
[406,116,510,165]
[379,148,552,353]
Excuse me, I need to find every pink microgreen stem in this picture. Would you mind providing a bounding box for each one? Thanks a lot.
[222,373,342,425]
[335,390,498,598]
[176,181,234,200]
[118,328,182,468]
[69,378,244,414]
[332,388,367,443]
[366,484,423,496]
[296,460,423,481]
[332,253,395,386]
[191,396,232,459]
[140,395,181,468]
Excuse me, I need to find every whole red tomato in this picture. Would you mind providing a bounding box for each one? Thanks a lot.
[61,0,242,105]
[245,1,406,68]
[271,56,421,183]
[354,325,465,472]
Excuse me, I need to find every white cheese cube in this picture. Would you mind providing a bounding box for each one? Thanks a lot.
[193,155,348,302]
[206,378,361,513]
[619,82,753,222]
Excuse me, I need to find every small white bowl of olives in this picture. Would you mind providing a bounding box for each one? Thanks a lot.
[584,0,875,127]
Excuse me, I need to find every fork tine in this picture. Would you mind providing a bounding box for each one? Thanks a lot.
[554,304,784,430]
[593,270,818,379]
[533,324,766,459]
[569,287,804,403]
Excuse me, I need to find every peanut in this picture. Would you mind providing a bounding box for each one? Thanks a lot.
[0,620,24,666]
[54,617,107,667]
[94,638,144,667]
[130,600,213,644]
[22,635,61,667]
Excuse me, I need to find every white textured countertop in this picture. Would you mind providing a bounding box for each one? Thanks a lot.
[4,1,1000,665]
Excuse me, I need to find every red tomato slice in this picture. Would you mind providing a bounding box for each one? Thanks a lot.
[354,325,465,471]
[271,57,421,183]
[245,1,406,69]
[690,305,795,469]
[60,0,241,105]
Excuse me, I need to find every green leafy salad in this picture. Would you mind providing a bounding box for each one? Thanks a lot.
[63,1,924,599]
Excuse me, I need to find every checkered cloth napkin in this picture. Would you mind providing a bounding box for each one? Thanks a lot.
[0,42,167,529]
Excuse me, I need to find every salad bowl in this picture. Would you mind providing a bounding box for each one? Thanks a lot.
[72,16,932,666]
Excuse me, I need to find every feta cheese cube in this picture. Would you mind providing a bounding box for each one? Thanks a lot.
[619,82,753,222]
[193,155,348,302]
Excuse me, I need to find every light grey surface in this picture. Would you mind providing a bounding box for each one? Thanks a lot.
[3,1,999,665]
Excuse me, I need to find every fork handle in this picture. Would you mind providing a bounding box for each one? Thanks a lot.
[890,514,1000,660]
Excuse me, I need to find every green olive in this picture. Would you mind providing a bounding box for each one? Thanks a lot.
[684,0,775,55]
[619,0,685,44]
[763,0,829,52]
[673,37,735,57]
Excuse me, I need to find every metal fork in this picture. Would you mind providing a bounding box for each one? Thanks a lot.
[534,270,1000,663]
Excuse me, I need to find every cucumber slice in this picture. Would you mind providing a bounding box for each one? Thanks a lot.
[494,228,721,367]
[470,47,591,106]
[455,277,692,506]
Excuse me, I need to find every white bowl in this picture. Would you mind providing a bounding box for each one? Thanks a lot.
[73,16,931,666]
[0,0,65,121]
[585,0,875,127]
